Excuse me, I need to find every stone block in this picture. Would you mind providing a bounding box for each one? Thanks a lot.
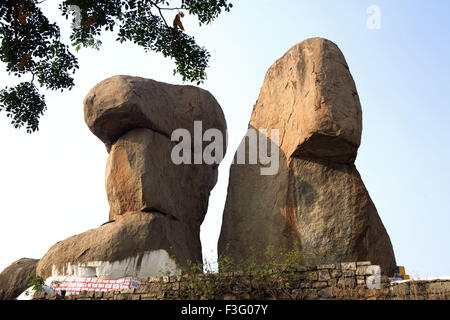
[291,289,303,299]
[306,271,318,281]
[312,281,328,289]
[135,285,150,294]
[343,270,355,277]
[341,262,357,271]
[120,288,136,294]
[428,281,450,294]
[318,270,331,281]
[317,264,335,270]
[357,278,366,286]
[330,270,342,278]
[338,277,356,289]
[318,287,334,298]
[356,266,368,276]
[140,293,157,300]
[33,291,46,300]
[149,276,161,283]
[327,279,337,287]
[304,289,318,300]
[300,282,311,289]
[172,282,180,291]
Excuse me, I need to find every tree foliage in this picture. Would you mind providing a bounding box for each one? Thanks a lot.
[0,0,232,133]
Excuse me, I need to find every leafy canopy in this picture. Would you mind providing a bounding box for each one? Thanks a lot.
[0,0,232,133]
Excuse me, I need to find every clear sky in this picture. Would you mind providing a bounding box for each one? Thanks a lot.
[1,0,449,278]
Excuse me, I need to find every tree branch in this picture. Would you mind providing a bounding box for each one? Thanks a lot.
[148,1,169,27]
[148,0,185,28]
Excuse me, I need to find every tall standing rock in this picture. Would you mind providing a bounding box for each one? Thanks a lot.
[218,38,396,275]
[36,76,227,279]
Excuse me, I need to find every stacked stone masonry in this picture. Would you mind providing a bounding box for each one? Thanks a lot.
[32,262,450,300]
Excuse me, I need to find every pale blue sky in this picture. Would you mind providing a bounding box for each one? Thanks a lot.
[0,1,449,278]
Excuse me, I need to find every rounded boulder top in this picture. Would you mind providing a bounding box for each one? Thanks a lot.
[250,37,362,163]
[84,75,227,151]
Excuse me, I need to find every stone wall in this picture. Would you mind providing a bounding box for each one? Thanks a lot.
[389,279,450,300]
[32,262,450,300]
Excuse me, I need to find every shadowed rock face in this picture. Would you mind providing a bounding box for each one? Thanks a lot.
[0,258,38,300]
[218,38,396,276]
[36,76,227,278]
[105,128,217,223]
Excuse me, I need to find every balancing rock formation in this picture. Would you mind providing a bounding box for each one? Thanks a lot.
[36,76,227,279]
[218,38,397,275]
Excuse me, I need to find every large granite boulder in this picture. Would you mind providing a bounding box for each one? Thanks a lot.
[0,258,38,300]
[36,214,192,279]
[84,75,227,152]
[218,38,397,276]
[36,76,227,279]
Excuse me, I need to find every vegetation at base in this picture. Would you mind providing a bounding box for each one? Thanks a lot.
[24,273,61,297]
[162,245,336,299]
[25,273,45,296]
